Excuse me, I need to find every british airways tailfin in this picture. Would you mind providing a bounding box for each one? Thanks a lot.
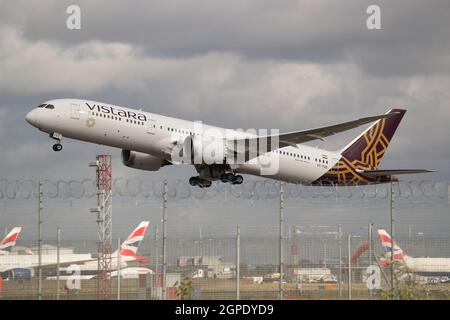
[113,221,149,262]
[0,227,22,255]
[377,229,407,263]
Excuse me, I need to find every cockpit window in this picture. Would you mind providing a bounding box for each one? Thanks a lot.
[45,104,55,109]
[37,104,47,108]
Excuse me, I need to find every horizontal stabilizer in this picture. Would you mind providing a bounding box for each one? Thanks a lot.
[356,169,434,177]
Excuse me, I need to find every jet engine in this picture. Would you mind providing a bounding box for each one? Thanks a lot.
[3,268,34,280]
[121,150,167,171]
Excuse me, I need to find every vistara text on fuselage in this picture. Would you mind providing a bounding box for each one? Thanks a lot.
[25,99,432,188]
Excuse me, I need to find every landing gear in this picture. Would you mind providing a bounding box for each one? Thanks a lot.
[50,132,63,152]
[233,175,243,185]
[189,176,212,188]
[220,173,235,183]
[52,143,63,152]
[220,173,243,185]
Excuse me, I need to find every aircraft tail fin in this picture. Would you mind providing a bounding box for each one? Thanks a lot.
[340,109,406,169]
[113,221,149,262]
[377,229,407,262]
[0,227,22,253]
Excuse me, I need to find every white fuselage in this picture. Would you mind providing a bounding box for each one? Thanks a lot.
[403,256,450,277]
[26,99,340,183]
[0,253,94,273]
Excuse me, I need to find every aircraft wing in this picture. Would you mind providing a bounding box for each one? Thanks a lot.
[356,169,435,177]
[226,113,397,160]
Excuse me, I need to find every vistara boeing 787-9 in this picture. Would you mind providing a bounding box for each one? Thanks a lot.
[25,99,431,187]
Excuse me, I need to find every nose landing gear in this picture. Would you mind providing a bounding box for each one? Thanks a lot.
[52,143,63,152]
[50,132,63,152]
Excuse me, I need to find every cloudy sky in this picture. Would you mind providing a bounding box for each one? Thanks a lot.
[1,1,450,239]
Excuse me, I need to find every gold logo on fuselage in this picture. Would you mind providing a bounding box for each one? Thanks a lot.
[86,118,96,128]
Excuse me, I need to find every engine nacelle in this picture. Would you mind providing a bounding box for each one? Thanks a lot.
[4,268,34,280]
[121,150,165,171]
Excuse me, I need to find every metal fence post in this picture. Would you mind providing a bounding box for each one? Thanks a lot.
[154,225,159,274]
[347,233,352,300]
[338,225,342,299]
[38,181,43,300]
[236,224,240,300]
[279,181,284,300]
[117,237,121,300]
[56,227,61,300]
[368,223,373,299]
[162,180,167,300]
[390,180,395,300]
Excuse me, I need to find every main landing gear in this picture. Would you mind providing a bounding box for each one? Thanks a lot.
[189,176,212,188]
[50,132,63,152]
[220,173,243,185]
[189,173,244,188]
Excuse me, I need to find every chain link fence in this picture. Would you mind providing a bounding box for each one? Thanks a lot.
[1,179,450,300]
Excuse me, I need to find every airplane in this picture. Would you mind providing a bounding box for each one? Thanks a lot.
[0,222,148,280]
[0,227,22,255]
[47,221,150,280]
[378,229,450,277]
[25,99,432,188]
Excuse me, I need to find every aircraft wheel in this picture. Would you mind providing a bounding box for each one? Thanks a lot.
[203,180,212,188]
[232,175,243,185]
[189,177,198,186]
[220,173,235,183]
[52,143,63,152]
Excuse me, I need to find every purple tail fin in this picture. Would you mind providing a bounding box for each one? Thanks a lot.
[340,109,406,169]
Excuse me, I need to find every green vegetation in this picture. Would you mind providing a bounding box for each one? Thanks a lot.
[378,263,430,300]
[177,277,193,300]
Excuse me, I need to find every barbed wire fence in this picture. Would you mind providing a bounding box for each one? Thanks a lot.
[1,178,449,201]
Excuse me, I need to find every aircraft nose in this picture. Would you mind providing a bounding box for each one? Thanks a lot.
[25,109,38,126]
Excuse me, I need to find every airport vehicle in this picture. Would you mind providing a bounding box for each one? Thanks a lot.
[0,227,22,255]
[378,229,450,277]
[25,99,431,187]
[191,269,205,279]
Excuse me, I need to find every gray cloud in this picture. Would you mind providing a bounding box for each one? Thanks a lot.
[2,0,450,77]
